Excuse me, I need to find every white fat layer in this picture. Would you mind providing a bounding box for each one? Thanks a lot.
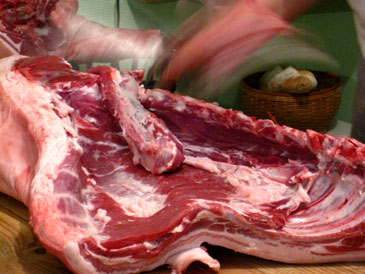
[286,174,365,236]
[175,100,187,112]
[64,241,98,274]
[0,58,77,207]
[184,144,221,159]
[183,156,221,174]
[95,209,111,224]
[82,84,102,99]
[79,136,128,152]
[144,241,159,250]
[184,156,311,208]
[106,173,167,218]
[168,247,220,274]
[35,26,50,36]
[166,209,365,266]
[150,90,165,102]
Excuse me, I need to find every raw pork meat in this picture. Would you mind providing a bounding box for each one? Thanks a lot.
[1,55,365,274]
[87,65,184,174]
[0,0,162,62]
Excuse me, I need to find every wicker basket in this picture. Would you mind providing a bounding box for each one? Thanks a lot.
[241,71,342,133]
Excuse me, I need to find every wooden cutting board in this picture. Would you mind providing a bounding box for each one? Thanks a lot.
[1,192,364,274]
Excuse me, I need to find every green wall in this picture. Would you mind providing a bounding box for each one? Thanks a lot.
[77,0,359,123]
[294,1,359,123]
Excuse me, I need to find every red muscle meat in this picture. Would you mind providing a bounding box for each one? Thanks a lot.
[88,65,184,174]
[1,55,365,274]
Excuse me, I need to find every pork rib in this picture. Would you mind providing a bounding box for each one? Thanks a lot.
[88,66,184,174]
[1,55,365,274]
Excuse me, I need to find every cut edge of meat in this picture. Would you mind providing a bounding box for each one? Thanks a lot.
[0,55,86,262]
[88,66,184,174]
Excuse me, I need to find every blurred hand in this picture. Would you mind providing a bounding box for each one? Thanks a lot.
[154,0,294,94]
[0,0,162,63]
[153,0,324,98]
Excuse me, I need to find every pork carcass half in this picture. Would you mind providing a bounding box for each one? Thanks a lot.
[1,55,365,274]
[0,0,162,62]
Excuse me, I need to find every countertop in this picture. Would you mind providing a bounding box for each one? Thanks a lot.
[326,120,351,138]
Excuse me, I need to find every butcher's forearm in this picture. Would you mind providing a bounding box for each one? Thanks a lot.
[257,0,323,21]
[56,15,162,63]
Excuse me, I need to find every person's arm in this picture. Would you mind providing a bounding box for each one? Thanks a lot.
[157,0,324,92]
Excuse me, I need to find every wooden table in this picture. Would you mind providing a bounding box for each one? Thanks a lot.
[1,192,364,274]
